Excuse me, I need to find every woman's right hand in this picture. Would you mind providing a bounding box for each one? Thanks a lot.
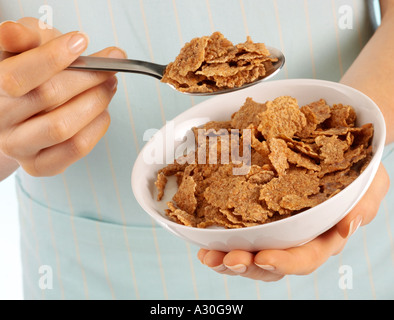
[0,18,126,176]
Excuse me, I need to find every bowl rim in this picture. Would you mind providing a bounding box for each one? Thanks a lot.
[131,78,386,234]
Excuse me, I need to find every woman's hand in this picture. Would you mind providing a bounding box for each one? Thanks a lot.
[198,163,389,281]
[0,18,126,176]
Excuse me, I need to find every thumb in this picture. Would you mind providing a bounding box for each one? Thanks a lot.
[336,163,390,239]
[0,20,41,53]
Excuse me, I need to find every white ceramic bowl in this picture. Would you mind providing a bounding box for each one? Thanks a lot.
[131,79,386,251]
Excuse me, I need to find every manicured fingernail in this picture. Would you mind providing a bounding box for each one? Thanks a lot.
[107,47,127,59]
[68,32,89,54]
[347,216,363,238]
[255,264,276,271]
[211,264,227,272]
[225,264,247,274]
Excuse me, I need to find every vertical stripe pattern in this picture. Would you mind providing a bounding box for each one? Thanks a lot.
[1,0,393,300]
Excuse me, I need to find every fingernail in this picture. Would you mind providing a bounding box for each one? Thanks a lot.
[347,216,363,238]
[211,264,227,272]
[107,47,127,59]
[68,32,89,54]
[225,264,247,274]
[255,264,276,271]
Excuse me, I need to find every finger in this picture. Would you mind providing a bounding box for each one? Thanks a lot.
[0,18,61,54]
[336,163,390,238]
[35,47,126,112]
[0,31,89,98]
[22,109,111,177]
[200,250,237,276]
[2,76,117,158]
[254,226,347,275]
[223,250,284,281]
[17,17,62,45]
[2,46,126,126]
[0,20,41,53]
[197,248,209,264]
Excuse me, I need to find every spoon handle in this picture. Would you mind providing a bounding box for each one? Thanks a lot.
[68,56,166,80]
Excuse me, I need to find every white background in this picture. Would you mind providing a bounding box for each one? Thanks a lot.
[0,173,23,300]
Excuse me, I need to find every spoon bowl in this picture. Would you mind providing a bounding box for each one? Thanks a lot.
[67,46,285,96]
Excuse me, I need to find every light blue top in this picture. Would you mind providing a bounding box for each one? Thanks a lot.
[1,0,393,299]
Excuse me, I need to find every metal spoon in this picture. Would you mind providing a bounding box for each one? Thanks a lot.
[67,46,285,96]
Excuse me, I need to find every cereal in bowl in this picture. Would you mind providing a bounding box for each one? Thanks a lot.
[155,96,373,228]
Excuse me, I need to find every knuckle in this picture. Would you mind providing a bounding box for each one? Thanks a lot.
[0,139,12,157]
[93,78,117,108]
[46,117,70,144]
[0,71,25,98]
[93,86,110,109]
[22,161,41,177]
[26,156,65,177]
[34,80,62,106]
[302,248,322,275]
[45,50,64,72]
[0,130,17,158]
[99,110,111,127]
[68,134,91,158]
[83,70,102,84]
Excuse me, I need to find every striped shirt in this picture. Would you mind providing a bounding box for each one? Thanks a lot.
[1,0,393,299]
